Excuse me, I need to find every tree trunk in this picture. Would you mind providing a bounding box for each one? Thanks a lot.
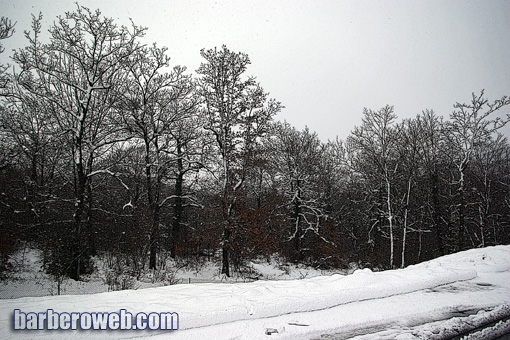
[401,178,411,268]
[386,173,394,268]
[85,154,96,256]
[221,228,231,277]
[293,181,302,262]
[72,152,87,280]
[144,137,160,270]
[431,171,446,255]
[149,203,160,270]
[171,141,184,258]
[458,168,466,251]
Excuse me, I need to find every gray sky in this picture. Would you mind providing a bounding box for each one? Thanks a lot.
[2,0,510,141]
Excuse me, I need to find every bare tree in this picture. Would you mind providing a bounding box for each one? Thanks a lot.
[267,122,333,262]
[348,105,399,268]
[0,16,16,92]
[166,105,205,258]
[196,45,282,276]
[395,117,425,267]
[0,83,65,219]
[443,90,509,251]
[414,110,450,255]
[11,6,146,279]
[469,133,508,247]
[120,44,198,268]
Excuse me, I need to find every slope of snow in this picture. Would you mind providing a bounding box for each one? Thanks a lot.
[1,245,509,339]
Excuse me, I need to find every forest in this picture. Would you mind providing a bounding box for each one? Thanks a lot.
[1,6,509,284]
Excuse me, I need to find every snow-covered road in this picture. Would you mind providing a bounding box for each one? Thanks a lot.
[1,245,509,339]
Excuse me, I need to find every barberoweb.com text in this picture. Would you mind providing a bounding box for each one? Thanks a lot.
[13,309,179,330]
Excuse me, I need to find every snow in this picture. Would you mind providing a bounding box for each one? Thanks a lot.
[0,250,333,299]
[1,245,510,339]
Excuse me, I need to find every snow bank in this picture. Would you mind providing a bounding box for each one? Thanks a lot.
[416,245,510,273]
[1,245,509,340]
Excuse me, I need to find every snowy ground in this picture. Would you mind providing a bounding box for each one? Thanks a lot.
[1,245,509,339]
[0,248,337,299]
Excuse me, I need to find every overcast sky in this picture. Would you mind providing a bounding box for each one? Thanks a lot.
[2,0,509,141]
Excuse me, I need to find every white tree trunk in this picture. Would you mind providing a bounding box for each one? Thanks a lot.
[386,173,394,268]
[401,178,412,268]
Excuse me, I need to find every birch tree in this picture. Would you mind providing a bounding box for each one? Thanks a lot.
[443,90,509,251]
[348,105,399,268]
[396,117,424,267]
[469,133,508,247]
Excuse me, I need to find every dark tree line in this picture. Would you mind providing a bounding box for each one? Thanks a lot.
[1,7,509,281]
